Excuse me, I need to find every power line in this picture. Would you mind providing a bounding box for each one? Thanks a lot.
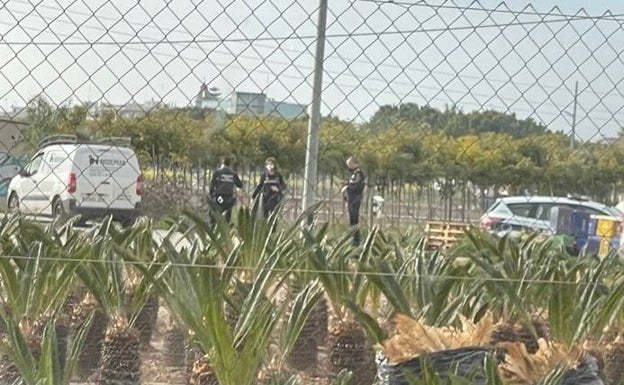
[5,0,624,98]
[355,0,624,22]
[10,0,624,45]
[2,3,624,123]
[1,14,620,46]
[5,8,624,102]
[7,16,624,118]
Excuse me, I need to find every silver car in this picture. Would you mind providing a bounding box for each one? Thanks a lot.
[479,196,622,234]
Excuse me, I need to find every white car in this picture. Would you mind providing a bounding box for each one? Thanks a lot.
[7,135,143,224]
[480,195,622,234]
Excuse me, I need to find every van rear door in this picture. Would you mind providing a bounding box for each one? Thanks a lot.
[76,145,140,209]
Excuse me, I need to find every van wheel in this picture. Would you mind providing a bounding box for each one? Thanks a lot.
[8,193,19,213]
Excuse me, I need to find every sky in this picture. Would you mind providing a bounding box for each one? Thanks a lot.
[1,0,624,141]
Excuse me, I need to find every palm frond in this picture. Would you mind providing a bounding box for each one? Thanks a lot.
[382,313,497,364]
[134,212,302,385]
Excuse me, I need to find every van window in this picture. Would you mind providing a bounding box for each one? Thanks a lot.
[570,204,608,216]
[536,203,555,220]
[508,203,537,218]
[25,154,44,176]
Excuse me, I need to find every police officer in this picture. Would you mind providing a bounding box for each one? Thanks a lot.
[209,157,243,223]
[252,157,286,219]
[341,156,366,246]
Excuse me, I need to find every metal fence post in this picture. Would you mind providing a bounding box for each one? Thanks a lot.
[302,0,328,227]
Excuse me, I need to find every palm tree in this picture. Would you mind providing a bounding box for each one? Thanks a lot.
[281,223,333,372]
[364,234,477,325]
[0,215,93,385]
[74,217,160,385]
[134,208,318,385]
[463,230,624,347]
[280,278,326,373]
[301,225,385,385]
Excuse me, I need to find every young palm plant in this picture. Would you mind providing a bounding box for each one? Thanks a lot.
[0,215,93,385]
[162,316,187,369]
[74,291,109,380]
[281,279,326,372]
[464,230,624,347]
[281,223,334,372]
[463,231,561,314]
[133,293,159,350]
[135,208,317,385]
[544,250,624,347]
[75,217,160,385]
[300,225,386,385]
[346,229,480,381]
[461,230,563,348]
[363,234,475,325]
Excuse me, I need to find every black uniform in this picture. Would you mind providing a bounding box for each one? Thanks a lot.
[344,167,366,246]
[252,171,286,219]
[209,165,243,223]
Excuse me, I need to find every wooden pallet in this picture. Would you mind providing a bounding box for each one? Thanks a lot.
[425,221,471,250]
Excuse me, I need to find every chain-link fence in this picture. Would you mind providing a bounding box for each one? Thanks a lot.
[2,0,624,231]
[1,1,624,383]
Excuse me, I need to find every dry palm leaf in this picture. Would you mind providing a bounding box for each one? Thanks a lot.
[382,312,496,364]
[381,313,596,384]
[497,339,581,385]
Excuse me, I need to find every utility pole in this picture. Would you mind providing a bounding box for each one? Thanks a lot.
[302,0,328,227]
[571,80,578,150]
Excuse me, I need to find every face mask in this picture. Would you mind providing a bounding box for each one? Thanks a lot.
[266,164,275,171]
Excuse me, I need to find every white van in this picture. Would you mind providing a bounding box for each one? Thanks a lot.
[7,135,143,224]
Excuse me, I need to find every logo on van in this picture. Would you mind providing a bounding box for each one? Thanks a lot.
[89,156,126,168]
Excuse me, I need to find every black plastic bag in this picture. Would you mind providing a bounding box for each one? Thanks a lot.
[376,347,502,385]
[376,348,605,385]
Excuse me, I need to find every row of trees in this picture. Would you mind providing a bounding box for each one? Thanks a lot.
[22,97,624,202]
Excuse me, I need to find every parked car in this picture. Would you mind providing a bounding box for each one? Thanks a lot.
[7,135,143,224]
[479,195,622,234]
[0,152,26,201]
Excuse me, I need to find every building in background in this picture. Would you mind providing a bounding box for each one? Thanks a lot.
[195,84,222,110]
[265,98,308,119]
[225,91,267,116]
[0,121,25,156]
[0,107,28,159]
[223,90,307,119]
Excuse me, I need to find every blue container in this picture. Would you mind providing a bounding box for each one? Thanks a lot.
[584,235,601,256]
[587,218,597,236]
[582,234,619,258]
[611,237,620,250]
[571,211,590,237]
